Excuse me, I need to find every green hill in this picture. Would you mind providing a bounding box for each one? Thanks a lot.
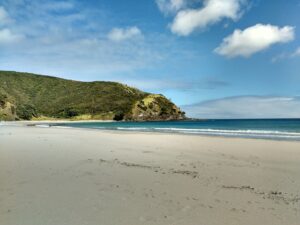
[0,71,186,121]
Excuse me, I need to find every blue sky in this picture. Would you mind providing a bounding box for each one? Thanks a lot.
[0,0,300,118]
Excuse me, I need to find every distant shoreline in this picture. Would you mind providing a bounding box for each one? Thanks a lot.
[0,120,116,124]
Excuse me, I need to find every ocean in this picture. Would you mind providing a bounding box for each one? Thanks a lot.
[51,119,300,141]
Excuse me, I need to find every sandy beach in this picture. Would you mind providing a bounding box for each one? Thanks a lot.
[0,125,300,225]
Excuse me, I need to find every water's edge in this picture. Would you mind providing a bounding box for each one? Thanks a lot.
[2,119,300,141]
[46,119,300,141]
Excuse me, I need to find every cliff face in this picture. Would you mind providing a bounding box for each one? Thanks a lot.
[0,71,186,121]
[0,97,17,121]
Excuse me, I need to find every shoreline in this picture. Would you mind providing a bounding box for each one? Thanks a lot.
[2,120,300,142]
[0,120,116,124]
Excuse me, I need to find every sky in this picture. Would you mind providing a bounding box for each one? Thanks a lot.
[0,0,300,118]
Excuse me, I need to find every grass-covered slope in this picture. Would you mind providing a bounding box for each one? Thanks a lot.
[0,71,186,121]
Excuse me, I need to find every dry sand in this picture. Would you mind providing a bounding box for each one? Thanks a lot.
[0,125,300,225]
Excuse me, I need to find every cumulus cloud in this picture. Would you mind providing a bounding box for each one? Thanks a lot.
[182,96,300,119]
[171,0,245,36]
[215,24,295,58]
[0,28,23,44]
[156,0,186,14]
[107,27,142,42]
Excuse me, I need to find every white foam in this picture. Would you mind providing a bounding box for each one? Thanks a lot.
[154,128,300,136]
[103,127,300,140]
[51,125,72,129]
[116,127,148,130]
[35,124,50,128]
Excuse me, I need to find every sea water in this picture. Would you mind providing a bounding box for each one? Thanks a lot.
[52,119,300,141]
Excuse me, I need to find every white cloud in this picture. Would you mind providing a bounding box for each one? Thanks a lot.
[0,6,11,25]
[182,96,300,119]
[215,24,295,58]
[0,32,170,79]
[292,47,300,57]
[107,26,142,42]
[156,0,186,14]
[171,0,245,36]
[115,77,228,91]
[0,0,174,77]
[0,28,23,44]
[43,1,74,11]
[271,47,300,62]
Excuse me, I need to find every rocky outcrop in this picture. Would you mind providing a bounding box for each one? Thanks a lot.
[0,100,17,120]
[126,94,186,121]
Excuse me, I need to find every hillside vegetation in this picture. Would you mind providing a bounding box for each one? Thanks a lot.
[0,71,186,121]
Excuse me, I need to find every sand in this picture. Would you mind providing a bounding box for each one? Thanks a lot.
[0,125,299,225]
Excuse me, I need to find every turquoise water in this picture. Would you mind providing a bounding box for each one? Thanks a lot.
[51,119,300,140]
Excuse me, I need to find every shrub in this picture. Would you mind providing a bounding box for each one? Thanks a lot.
[16,104,37,120]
